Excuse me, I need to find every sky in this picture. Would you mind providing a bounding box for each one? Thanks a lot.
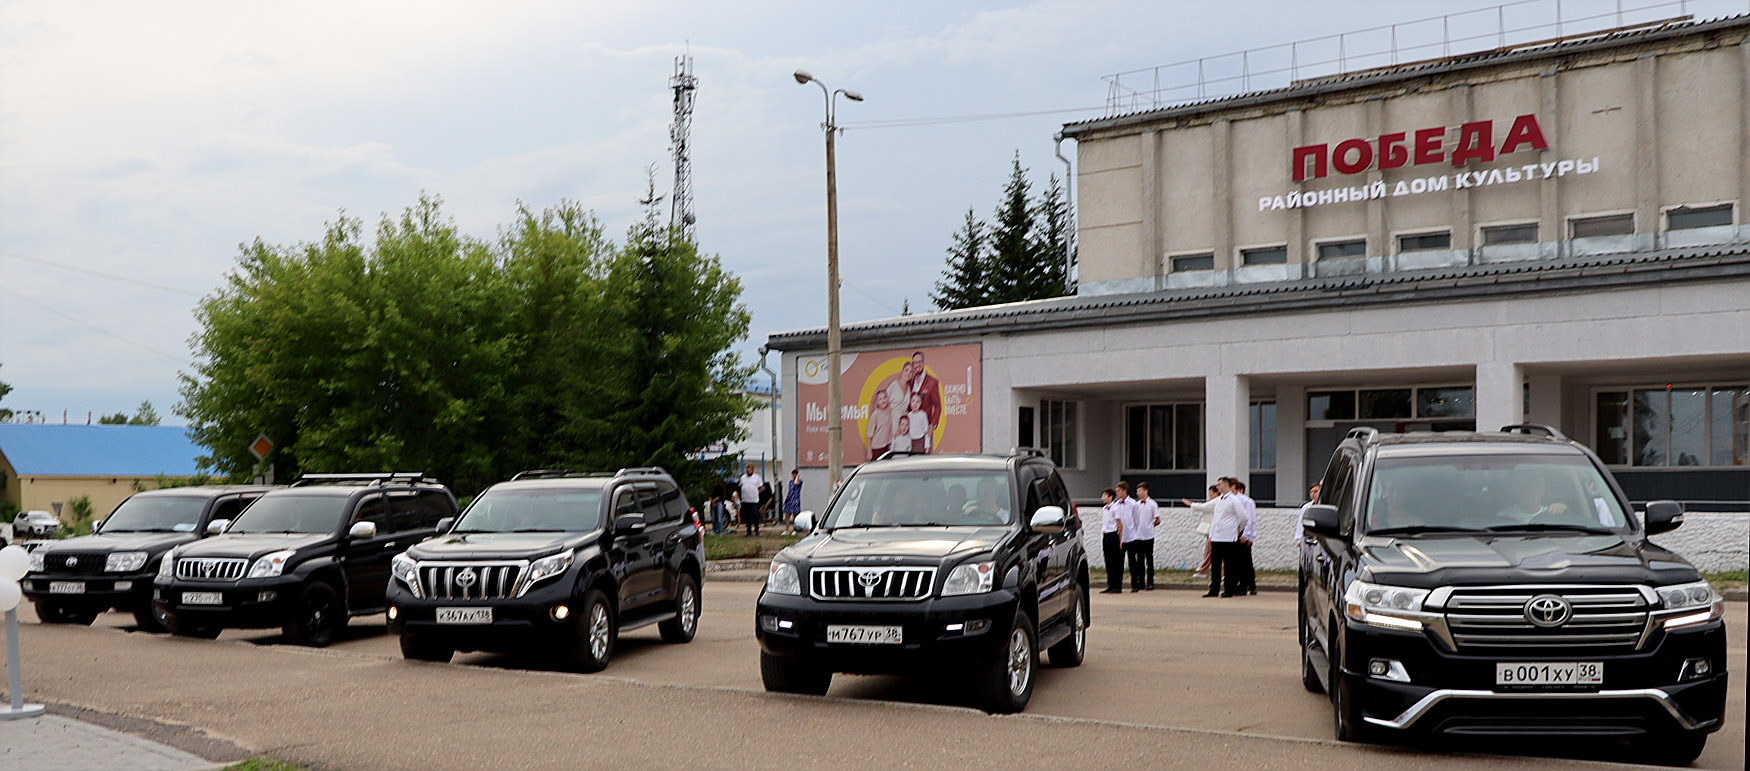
[3,0,1742,427]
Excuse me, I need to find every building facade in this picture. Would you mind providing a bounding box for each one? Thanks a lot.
[769,17,1750,517]
[0,424,210,522]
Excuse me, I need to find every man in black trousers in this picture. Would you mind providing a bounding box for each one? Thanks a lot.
[1098,488,1125,594]
[1204,477,1243,597]
[1232,478,1258,595]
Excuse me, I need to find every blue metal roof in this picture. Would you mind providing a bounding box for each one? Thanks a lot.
[0,424,206,477]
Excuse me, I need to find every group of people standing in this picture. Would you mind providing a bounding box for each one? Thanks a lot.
[1182,477,1258,598]
[1097,481,1160,593]
[706,465,805,537]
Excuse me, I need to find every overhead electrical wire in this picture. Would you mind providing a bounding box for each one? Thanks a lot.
[0,284,188,364]
[0,251,204,297]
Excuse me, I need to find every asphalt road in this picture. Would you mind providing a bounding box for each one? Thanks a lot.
[7,585,1744,770]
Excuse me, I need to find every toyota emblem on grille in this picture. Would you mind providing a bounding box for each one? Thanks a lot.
[65,557,77,567]
[200,561,217,578]
[856,569,882,596]
[1524,594,1572,627]
[456,568,477,588]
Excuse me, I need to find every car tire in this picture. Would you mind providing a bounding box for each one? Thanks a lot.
[400,632,454,663]
[164,613,222,639]
[1329,630,1369,743]
[1299,593,1324,694]
[35,602,98,626]
[132,603,169,633]
[759,651,831,696]
[658,574,700,644]
[1047,584,1087,667]
[976,609,1036,714]
[571,589,615,673]
[282,582,342,647]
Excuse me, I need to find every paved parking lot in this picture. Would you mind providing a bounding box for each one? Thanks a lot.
[7,584,1744,769]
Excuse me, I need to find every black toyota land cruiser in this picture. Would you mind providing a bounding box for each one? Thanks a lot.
[1298,425,1727,763]
[153,473,456,646]
[755,450,1089,714]
[386,468,703,671]
[24,486,276,630]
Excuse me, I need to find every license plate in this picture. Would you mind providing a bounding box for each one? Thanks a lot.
[826,624,903,645]
[181,591,223,605]
[48,581,84,595]
[436,607,492,625]
[1496,661,1602,686]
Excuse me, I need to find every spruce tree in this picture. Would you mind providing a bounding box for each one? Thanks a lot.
[1028,173,1075,296]
[930,208,989,310]
[985,153,1035,305]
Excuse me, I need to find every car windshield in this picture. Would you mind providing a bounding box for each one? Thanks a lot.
[102,497,207,533]
[1364,453,1631,534]
[451,489,604,533]
[821,470,1012,529]
[227,494,348,534]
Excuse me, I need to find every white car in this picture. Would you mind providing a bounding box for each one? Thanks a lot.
[14,510,61,538]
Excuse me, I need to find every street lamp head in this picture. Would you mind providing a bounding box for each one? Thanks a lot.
[842,90,865,102]
[792,69,814,85]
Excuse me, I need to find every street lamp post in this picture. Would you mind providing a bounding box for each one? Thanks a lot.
[794,69,862,489]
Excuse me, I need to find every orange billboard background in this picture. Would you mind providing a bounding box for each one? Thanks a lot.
[796,343,981,468]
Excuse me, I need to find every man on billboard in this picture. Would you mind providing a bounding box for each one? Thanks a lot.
[908,350,942,435]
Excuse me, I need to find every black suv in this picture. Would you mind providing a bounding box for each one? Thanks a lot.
[24,486,276,630]
[755,451,1088,713]
[153,473,457,646]
[386,468,703,671]
[1298,425,1727,763]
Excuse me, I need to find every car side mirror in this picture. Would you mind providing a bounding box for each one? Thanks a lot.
[348,521,377,540]
[435,517,454,534]
[1643,500,1684,535]
[615,513,647,536]
[206,519,231,535]
[90,518,104,534]
[1029,505,1066,535]
[793,511,814,534]
[1302,504,1341,538]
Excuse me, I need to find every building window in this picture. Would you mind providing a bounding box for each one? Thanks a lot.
[1170,253,1215,272]
[1041,399,1079,468]
[1666,203,1734,231]
[1596,385,1748,467]
[1249,402,1276,470]
[1316,239,1366,260]
[1481,223,1538,245]
[1308,391,1356,421]
[1420,386,1477,419]
[1240,246,1288,266]
[1570,213,1633,238]
[1124,403,1202,471]
[1309,386,1476,422]
[1397,231,1451,253]
[1358,389,1413,419]
[1017,406,1035,449]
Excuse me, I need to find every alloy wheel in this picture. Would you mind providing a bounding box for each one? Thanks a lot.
[1007,626,1033,696]
[589,603,612,660]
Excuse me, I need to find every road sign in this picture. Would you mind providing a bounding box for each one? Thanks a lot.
[248,434,273,461]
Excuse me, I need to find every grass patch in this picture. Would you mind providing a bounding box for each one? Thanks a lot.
[225,758,304,771]
[703,534,761,560]
[1706,571,1747,591]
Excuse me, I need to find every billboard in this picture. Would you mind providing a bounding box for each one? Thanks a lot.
[797,343,981,468]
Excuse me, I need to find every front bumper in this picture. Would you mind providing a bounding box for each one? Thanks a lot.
[151,575,307,629]
[755,588,1019,675]
[23,571,155,611]
[385,577,581,652]
[1340,619,1728,737]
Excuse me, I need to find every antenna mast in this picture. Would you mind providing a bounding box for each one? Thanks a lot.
[669,53,698,236]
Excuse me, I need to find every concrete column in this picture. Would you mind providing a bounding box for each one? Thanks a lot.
[1140,130,1162,284]
[1212,119,1234,269]
[1286,109,1306,267]
[1539,68,1562,250]
[1475,361,1524,434]
[1205,373,1250,488]
[1365,98,1388,260]
[1275,384,1307,502]
[1740,41,1749,217]
[1449,84,1474,250]
[1527,374,1564,432]
[1634,55,1660,240]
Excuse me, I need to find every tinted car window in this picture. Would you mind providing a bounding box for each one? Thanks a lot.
[1366,453,1629,532]
[822,471,1013,528]
[353,495,392,531]
[228,495,349,534]
[102,496,207,533]
[651,481,688,523]
[613,487,641,518]
[208,497,250,524]
[415,490,453,526]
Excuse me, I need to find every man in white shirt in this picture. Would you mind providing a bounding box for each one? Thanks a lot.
[1098,488,1126,594]
[739,465,764,537]
[1296,482,1323,568]
[1231,479,1259,596]
[1115,481,1145,593]
[1133,482,1160,591]
[1205,478,1245,598]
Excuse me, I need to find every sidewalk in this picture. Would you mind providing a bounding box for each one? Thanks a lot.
[0,713,214,771]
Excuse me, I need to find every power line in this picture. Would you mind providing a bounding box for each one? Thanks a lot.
[0,284,188,364]
[0,251,205,297]
[839,104,1107,131]
[841,279,903,316]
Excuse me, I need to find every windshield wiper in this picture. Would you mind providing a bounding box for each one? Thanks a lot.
[1368,525,1488,535]
[830,523,902,529]
[1485,523,1615,534]
[507,528,567,533]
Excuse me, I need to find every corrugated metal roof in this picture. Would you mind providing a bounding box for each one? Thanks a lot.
[1066,14,1750,137]
[766,241,1750,349]
[0,424,206,477]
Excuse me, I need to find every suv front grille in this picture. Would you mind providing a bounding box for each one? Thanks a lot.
[809,567,936,601]
[1442,586,1650,652]
[175,557,248,581]
[40,552,107,575]
[419,563,525,601]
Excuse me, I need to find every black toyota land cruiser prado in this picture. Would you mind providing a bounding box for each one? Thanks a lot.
[755,450,1089,714]
[1298,425,1727,764]
[386,468,704,671]
[24,485,276,630]
[153,473,456,646]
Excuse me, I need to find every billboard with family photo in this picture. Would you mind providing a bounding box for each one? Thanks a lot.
[796,343,981,468]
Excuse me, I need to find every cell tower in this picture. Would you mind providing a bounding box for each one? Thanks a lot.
[669,53,698,235]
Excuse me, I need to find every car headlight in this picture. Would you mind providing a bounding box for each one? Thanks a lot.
[526,550,574,588]
[390,553,421,597]
[765,561,801,595]
[247,550,295,578]
[1658,581,1723,630]
[941,560,996,597]
[1344,580,1432,631]
[106,551,148,572]
[156,554,175,580]
[28,551,45,572]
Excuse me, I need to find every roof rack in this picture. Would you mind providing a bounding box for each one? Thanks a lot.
[616,466,669,478]
[1498,423,1569,442]
[1345,426,1380,444]
[874,450,931,462]
[509,469,613,481]
[291,472,435,487]
[1008,447,1048,458]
